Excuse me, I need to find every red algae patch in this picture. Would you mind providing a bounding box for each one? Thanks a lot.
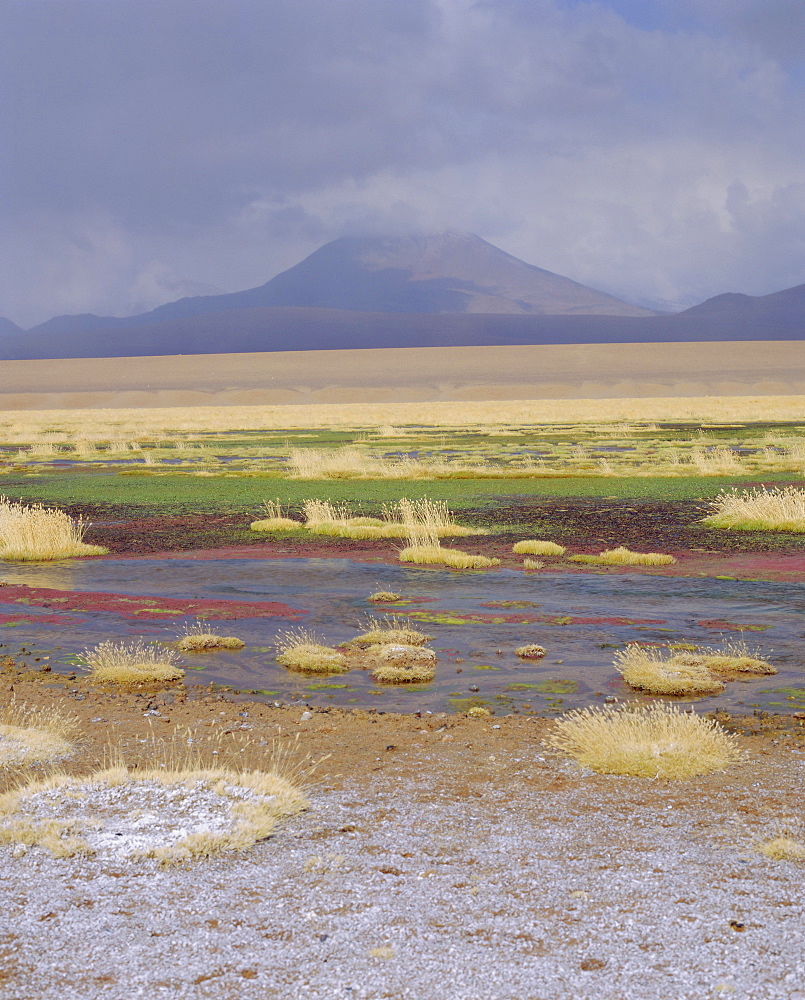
[0,584,307,622]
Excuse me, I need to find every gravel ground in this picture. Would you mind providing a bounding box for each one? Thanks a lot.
[2,736,804,1000]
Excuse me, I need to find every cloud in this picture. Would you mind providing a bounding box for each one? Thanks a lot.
[1,0,804,325]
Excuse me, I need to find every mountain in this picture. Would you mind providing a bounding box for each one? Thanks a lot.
[678,282,805,328]
[0,316,23,337]
[24,233,655,340]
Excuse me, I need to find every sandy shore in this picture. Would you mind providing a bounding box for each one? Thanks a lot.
[2,339,805,409]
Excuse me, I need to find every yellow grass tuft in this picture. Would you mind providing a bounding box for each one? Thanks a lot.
[756,835,805,862]
[367,644,437,683]
[522,558,544,570]
[250,498,304,532]
[348,617,431,648]
[398,524,499,570]
[467,706,492,717]
[702,486,805,531]
[672,639,776,677]
[0,496,108,561]
[81,639,185,685]
[0,763,307,861]
[177,634,245,652]
[367,591,403,603]
[274,628,349,674]
[614,644,725,696]
[512,539,566,556]
[568,546,677,566]
[515,644,546,660]
[0,701,79,768]
[543,703,744,779]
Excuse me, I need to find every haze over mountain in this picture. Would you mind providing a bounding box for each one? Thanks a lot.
[0,233,803,360]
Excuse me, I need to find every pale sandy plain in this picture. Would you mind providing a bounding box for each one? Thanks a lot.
[2,339,805,410]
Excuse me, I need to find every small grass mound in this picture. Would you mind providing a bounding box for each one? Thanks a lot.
[0,702,79,769]
[275,628,349,674]
[250,516,303,532]
[614,644,725,696]
[702,486,805,531]
[756,835,805,863]
[467,706,492,717]
[568,546,677,566]
[522,558,544,570]
[348,617,431,647]
[367,645,436,683]
[672,639,776,677]
[399,543,499,570]
[177,634,245,651]
[513,539,566,556]
[81,639,184,685]
[515,644,546,660]
[367,591,403,603]
[0,496,108,561]
[0,765,307,861]
[543,703,744,779]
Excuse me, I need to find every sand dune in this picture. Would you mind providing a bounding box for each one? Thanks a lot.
[1,340,804,410]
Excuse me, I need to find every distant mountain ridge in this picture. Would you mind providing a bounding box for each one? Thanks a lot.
[1,233,804,359]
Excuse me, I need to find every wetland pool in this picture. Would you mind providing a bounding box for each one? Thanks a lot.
[1,557,804,715]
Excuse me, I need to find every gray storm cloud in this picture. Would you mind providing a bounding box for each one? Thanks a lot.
[1,0,803,326]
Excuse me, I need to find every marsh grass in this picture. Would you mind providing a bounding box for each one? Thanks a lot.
[291,497,485,540]
[515,644,546,660]
[367,591,403,603]
[250,498,303,532]
[672,638,776,677]
[522,558,544,570]
[367,645,437,683]
[702,486,805,531]
[176,621,245,652]
[0,701,79,769]
[512,540,566,556]
[543,703,744,779]
[614,644,725,696]
[274,628,350,674]
[348,616,431,647]
[0,496,108,561]
[568,546,677,566]
[81,639,185,685]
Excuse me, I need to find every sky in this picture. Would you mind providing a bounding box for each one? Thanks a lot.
[2,0,805,327]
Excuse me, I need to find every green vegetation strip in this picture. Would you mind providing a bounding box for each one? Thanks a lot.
[0,472,793,511]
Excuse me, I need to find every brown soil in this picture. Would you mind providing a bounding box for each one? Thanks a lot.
[3,657,803,802]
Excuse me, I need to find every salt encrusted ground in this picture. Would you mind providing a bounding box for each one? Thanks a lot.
[0,676,803,999]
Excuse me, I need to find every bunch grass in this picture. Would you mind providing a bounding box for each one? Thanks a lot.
[81,639,185,684]
[0,496,108,561]
[512,540,566,556]
[274,628,349,674]
[614,644,725,696]
[568,546,676,566]
[543,703,744,779]
[702,486,805,532]
[367,644,437,684]
[0,701,79,769]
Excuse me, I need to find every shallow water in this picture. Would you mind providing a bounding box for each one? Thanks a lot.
[1,557,804,715]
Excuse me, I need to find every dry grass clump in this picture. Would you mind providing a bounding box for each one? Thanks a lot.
[81,639,184,685]
[298,498,485,540]
[515,644,546,660]
[568,546,677,566]
[522,558,544,570]
[274,628,349,674]
[467,706,492,717]
[176,621,245,652]
[756,834,805,863]
[367,645,437,683]
[0,496,108,561]
[348,616,431,648]
[702,486,805,531]
[367,591,403,602]
[543,703,744,779]
[614,644,725,696]
[250,499,304,532]
[399,526,499,570]
[673,639,776,677]
[0,763,307,861]
[0,701,79,769]
[512,539,566,556]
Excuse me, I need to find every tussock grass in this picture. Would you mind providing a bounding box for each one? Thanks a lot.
[399,544,499,569]
[0,496,108,561]
[348,616,431,648]
[274,628,349,674]
[543,703,744,779]
[614,644,725,696]
[367,644,437,683]
[467,706,492,717]
[568,546,677,566]
[81,639,185,685]
[522,558,544,570]
[0,701,79,768]
[757,834,805,862]
[0,762,307,861]
[367,591,403,603]
[250,499,304,532]
[672,639,776,677]
[296,498,484,540]
[512,540,566,556]
[702,486,805,531]
[176,628,245,652]
[515,644,546,660]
